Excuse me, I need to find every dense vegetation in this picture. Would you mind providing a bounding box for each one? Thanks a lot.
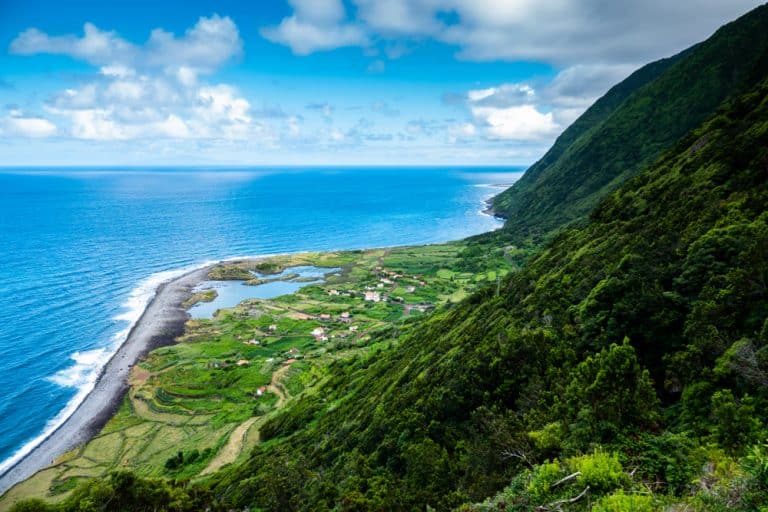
[491,4,768,244]
[192,75,768,511]
[7,6,768,512]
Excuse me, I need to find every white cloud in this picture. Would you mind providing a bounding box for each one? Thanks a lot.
[3,110,58,138]
[263,0,760,67]
[10,23,135,66]
[9,16,255,141]
[355,0,442,36]
[441,0,761,65]
[261,0,366,55]
[459,63,635,142]
[11,15,242,74]
[468,84,535,104]
[471,105,558,141]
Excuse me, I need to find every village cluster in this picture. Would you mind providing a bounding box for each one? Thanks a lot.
[231,266,433,374]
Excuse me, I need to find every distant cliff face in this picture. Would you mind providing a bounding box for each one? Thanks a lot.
[492,4,768,243]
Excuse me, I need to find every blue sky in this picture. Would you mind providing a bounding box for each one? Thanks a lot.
[0,0,762,166]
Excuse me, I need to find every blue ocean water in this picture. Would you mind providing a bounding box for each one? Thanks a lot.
[0,166,522,472]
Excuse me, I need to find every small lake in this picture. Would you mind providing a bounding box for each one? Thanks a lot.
[188,265,340,319]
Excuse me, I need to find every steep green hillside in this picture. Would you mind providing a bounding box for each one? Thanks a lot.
[200,75,768,512]
[492,4,768,243]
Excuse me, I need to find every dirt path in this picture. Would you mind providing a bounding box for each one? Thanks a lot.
[267,364,291,408]
[199,363,293,474]
[199,417,259,475]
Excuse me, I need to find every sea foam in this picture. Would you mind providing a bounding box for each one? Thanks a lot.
[0,261,216,476]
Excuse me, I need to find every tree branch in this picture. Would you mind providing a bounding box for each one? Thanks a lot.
[552,471,581,488]
[536,486,590,511]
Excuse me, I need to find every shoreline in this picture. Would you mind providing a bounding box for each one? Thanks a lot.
[0,183,513,497]
[0,264,218,495]
[478,183,513,220]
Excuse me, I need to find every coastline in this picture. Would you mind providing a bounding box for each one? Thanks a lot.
[0,264,215,495]
[477,183,513,220]
[0,182,513,498]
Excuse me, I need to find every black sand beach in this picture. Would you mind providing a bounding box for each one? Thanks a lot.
[0,265,214,495]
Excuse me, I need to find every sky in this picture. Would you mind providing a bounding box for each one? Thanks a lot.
[0,0,763,166]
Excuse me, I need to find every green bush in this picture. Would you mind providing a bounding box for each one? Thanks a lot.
[745,441,768,489]
[8,499,55,512]
[567,451,627,492]
[526,461,564,501]
[592,490,654,512]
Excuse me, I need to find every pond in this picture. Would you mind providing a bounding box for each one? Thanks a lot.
[188,265,340,319]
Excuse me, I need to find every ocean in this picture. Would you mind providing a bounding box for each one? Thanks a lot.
[0,166,522,472]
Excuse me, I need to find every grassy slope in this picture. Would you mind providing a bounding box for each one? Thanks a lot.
[491,4,768,243]
[206,76,768,512]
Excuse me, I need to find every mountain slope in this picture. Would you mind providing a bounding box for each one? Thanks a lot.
[198,63,768,512]
[492,4,768,243]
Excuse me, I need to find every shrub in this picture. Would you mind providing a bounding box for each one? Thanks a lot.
[567,451,627,492]
[745,441,768,489]
[8,499,54,512]
[592,490,654,512]
[526,461,564,501]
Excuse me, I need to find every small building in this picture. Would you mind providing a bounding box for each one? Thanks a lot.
[350,325,359,332]
[245,339,260,345]
[256,386,267,396]
[268,324,278,331]
[328,289,340,296]
[311,327,325,337]
[381,278,393,285]
[364,291,381,302]
[319,313,332,322]
[406,285,416,293]
[236,359,249,366]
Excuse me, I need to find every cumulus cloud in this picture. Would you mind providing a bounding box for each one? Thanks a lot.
[441,0,761,65]
[261,0,366,55]
[11,15,241,75]
[8,15,255,141]
[471,105,558,141]
[3,110,58,138]
[354,0,442,36]
[264,0,760,67]
[457,63,636,142]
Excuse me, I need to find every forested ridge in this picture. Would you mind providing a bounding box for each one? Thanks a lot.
[491,4,768,245]
[9,5,768,512]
